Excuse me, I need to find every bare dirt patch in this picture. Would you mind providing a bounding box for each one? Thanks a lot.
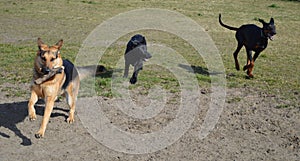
[0,86,299,160]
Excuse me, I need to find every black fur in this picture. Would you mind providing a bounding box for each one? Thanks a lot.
[62,59,79,89]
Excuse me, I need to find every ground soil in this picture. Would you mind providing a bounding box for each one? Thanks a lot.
[0,82,299,161]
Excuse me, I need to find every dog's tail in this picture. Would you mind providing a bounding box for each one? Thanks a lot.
[77,65,106,80]
[219,14,238,31]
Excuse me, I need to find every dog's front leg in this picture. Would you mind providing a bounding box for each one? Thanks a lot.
[130,62,143,84]
[123,62,130,78]
[243,50,252,71]
[253,51,261,62]
[35,96,55,138]
[245,50,255,78]
[130,70,139,84]
[247,51,260,78]
[28,86,39,121]
[246,62,254,78]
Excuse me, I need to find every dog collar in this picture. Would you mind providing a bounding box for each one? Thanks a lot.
[261,30,267,39]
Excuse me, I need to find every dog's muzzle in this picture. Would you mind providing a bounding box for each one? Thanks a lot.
[143,51,152,62]
[41,67,51,75]
[268,34,275,41]
[267,30,276,41]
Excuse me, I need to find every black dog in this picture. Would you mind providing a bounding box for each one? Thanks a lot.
[219,14,276,78]
[123,34,152,84]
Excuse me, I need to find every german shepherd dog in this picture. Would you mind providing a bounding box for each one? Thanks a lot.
[123,34,152,84]
[28,38,80,138]
[219,14,276,78]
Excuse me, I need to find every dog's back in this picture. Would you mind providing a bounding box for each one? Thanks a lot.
[236,24,267,50]
[125,34,147,54]
[62,59,79,89]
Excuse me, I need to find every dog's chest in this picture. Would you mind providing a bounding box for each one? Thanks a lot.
[254,39,268,51]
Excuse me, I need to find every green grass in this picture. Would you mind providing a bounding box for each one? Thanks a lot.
[268,4,280,8]
[0,44,34,84]
[81,1,97,4]
[0,0,299,108]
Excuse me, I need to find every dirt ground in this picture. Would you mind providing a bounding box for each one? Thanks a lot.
[0,82,299,161]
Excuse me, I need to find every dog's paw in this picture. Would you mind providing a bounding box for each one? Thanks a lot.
[245,75,254,79]
[67,117,75,124]
[235,65,240,71]
[29,114,37,121]
[35,132,44,139]
[130,77,137,84]
[246,70,254,78]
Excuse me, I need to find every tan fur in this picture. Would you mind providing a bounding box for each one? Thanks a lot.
[28,38,80,138]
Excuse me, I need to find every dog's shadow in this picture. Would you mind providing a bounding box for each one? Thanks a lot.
[179,64,225,76]
[178,64,209,75]
[0,100,68,146]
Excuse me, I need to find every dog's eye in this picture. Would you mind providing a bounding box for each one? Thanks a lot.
[50,58,56,62]
[41,57,46,61]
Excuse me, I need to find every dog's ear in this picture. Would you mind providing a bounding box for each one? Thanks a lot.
[37,38,44,50]
[55,39,63,50]
[142,36,146,45]
[258,19,267,25]
[131,39,139,46]
[269,18,274,25]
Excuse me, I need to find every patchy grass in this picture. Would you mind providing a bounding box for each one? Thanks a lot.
[81,1,97,4]
[0,44,34,84]
[268,4,280,8]
[0,0,299,108]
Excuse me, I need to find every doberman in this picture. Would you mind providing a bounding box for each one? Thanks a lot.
[123,34,152,84]
[219,14,276,78]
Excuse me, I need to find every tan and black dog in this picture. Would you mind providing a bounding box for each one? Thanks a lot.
[28,38,80,138]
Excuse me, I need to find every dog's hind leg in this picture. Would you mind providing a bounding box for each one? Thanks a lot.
[233,43,243,71]
[65,82,79,124]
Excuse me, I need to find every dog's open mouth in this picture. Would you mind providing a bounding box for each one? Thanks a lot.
[268,35,275,41]
[267,32,276,41]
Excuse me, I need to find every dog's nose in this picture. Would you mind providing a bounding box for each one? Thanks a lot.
[42,67,50,74]
[146,52,152,59]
